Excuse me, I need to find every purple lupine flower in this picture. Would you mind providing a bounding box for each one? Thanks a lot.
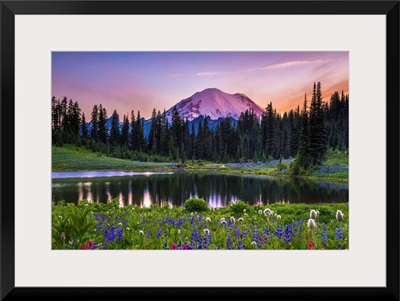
[335,228,343,240]
[252,226,259,244]
[109,226,116,242]
[146,229,150,239]
[274,225,283,239]
[235,226,240,239]
[104,227,109,241]
[283,225,292,243]
[205,233,212,249]
[227,236,232,250]
[156,228,162,239]
[322,223,328,245]
[118,228,123,243]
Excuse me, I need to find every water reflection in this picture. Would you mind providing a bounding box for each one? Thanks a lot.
[52,172,348,207]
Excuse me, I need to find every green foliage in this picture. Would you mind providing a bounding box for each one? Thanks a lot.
[52,85,347,164]
[228,200,251,215]
[276,162,287,172]
[184,197,209,212]
[52,200,96,249]
[52,201,349,250]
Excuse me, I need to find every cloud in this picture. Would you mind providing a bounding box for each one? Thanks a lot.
[254,59,330,71]
[196,71,223,77]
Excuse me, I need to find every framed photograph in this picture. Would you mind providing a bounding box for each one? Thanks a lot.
[1,0,399,300]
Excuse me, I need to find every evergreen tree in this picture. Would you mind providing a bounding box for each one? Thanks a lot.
[190,122,196,159]
[135,111,146,152]
[130,110,136,150]
[155,111,162,153]
[98,104,108,144]
[120,114,130,146]
[66,99,74,134]
[202,117,212,160]
[90,105,99,143]
[60,97,68,132]
[296,94,312,169]
[148,108,157,152]
[265,102,276,158]
[196,120,203,159]
[183,118,191,159]
[73,102,82,136]
[171,106,183,152]
[160,110,169,156]
[51,96,61,132]
[289,106,300,157]
[81,112,88,139]
[309,82,327,164]
[109,109,120,145]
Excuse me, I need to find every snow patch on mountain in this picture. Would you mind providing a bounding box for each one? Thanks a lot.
[165,88,265,121]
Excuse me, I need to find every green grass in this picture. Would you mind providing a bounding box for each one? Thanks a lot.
[308,149,349,181]
[52,199,348,250]
[324,148,349,165]
[52,145,348,184]
[52,145,174,171]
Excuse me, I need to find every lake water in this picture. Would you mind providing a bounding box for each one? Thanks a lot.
[52,171,348,208]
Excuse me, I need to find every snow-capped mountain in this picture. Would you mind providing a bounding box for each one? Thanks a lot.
[165,88,265,121]
[84,88,264,138]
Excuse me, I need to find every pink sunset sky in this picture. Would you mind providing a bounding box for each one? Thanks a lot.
[52,52,349,119]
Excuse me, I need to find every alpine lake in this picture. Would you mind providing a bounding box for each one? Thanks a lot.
[52,171,348,208]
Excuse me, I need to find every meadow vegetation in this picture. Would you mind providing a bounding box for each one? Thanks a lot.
[52,198,348,250]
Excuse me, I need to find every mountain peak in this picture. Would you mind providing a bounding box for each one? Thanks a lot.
[166,88,265,121]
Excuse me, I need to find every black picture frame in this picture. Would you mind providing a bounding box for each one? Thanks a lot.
[1,1,399,300]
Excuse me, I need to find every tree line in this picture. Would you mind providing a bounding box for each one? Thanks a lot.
[52,82,348,170]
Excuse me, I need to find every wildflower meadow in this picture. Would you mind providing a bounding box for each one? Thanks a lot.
[52,198,348,250]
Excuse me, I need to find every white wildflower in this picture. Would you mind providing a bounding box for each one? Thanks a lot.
[310,209,318,220]
[307,219,317,229]
[336,210,344,222]
[243,209,246,213]
[139,230,144,235]
[205,217,211,222]
[230,217,236,224]
[276,215,281,221]
[264,208,273,216]
[258,210,262,215]
[204,229,210,235]
[238,217,244,222]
